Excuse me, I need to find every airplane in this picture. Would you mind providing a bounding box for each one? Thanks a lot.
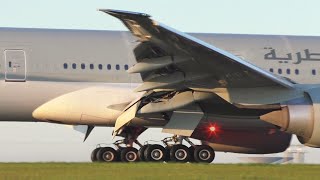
[1,9,320,163]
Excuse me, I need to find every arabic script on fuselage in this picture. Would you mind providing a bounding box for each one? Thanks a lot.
[264,47,320,64]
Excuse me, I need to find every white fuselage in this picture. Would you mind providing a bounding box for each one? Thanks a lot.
[0,28,320,123]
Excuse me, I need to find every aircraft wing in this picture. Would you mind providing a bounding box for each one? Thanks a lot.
[100,9,294,91]
[99,9,295,135]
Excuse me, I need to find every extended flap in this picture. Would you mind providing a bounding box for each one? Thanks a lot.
[113,101,141,136]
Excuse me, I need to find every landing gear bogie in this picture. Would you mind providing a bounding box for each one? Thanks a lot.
[91,135,215,163]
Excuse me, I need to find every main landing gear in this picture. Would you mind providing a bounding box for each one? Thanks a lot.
[91,135,215,163]
[91,140,140,162]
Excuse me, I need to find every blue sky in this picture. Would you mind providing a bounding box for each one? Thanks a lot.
[1,0,320,35]
[0,0,320,163]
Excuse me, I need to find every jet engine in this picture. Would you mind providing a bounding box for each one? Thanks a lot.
[191,115,291,154]
[261,87,320,148]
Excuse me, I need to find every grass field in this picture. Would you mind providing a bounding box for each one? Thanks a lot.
[0,163,319,180]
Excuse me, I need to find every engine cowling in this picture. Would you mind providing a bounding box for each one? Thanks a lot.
[261,87,320,148]
[191,115,292,154]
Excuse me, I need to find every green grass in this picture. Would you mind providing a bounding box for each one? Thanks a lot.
[0,163,319,180]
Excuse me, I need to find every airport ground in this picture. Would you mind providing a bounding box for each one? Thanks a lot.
[0,163,319,180]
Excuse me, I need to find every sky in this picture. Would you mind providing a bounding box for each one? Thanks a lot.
[1,0,320,35]
[0,0,320,163]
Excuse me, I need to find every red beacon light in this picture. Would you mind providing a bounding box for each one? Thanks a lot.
[207,123,220,137]
[209,126,216,132]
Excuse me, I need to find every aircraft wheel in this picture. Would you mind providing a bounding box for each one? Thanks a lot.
[96,148,105,162]
[144,144,166,162]
[91,147,102,162]
[188,146,195,162]
[138,145,149,162]
[116,148,123,161]
[120,147,139,162]
[194,145,215,163]
[97,147,118,162]
[164,146,171,162]
[170,144,190,163]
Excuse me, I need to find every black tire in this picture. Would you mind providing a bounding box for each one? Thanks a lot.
[138,145,149,162]
[164,146,171,162]
[91,147,101,162]
[170,144,190,163]
[96,148,105,162]
[144,144,166,162]
[116,148,123,161]
[194,145,215,163]
[189,146,195,162]
[120,147,139,162]
[96,147,118,162]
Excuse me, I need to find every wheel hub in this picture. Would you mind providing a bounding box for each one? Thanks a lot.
[151,149,163,160]
[199,149,211,161]
[103,152,114,162]
[126,151,137,162]
[175,149,187,160]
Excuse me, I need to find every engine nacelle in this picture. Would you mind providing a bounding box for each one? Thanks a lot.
[261,87,320,148]
[191,115,292,154]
